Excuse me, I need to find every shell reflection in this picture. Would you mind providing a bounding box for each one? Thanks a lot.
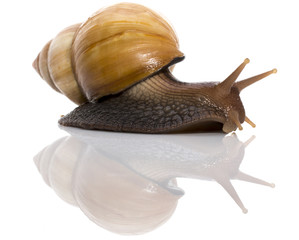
[34,128,274,235]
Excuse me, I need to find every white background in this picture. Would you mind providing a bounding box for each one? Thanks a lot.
[1,0,298,239]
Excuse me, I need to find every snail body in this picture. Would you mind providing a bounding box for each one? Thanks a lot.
[33,3,276,133]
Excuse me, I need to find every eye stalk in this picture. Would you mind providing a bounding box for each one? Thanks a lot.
[217,58,277,133]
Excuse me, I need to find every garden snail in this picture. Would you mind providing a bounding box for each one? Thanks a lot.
[33,3,277,133]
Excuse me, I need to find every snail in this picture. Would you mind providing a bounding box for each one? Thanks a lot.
[33,3,277,133]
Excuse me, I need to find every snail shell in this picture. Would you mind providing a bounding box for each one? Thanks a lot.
[33,3,183,104]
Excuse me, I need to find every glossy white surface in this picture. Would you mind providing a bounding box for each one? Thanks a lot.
[1,0,299,239]
[34,128,274,225]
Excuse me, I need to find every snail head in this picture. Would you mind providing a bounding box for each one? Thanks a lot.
[204,58,277,133]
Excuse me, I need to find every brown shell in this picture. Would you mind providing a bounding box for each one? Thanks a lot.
[33,24,87,105]
[33,3,184,104]
[47,24,87,105]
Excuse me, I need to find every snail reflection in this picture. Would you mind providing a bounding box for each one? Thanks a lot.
[34,128,274,235]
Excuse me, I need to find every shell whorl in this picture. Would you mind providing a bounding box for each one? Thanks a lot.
[33,3,184,104]
[33,24,87,105]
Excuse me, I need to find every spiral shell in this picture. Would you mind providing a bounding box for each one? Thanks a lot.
[33,3,184,104]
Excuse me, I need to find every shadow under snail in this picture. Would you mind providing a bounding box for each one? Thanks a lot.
[33,3,277,133]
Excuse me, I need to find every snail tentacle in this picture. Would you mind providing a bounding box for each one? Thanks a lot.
[218,58,250,95]
[235,68,277,92]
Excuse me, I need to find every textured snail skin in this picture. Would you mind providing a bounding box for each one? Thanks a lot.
[59,69,225,133]
[59,57,276,133]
